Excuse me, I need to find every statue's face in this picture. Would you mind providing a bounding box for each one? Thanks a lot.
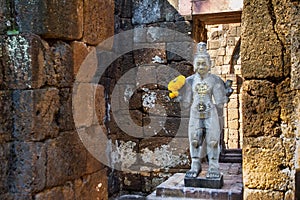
[194,57,209,76]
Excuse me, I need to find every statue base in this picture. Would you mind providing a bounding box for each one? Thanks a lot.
[184,174,224,189]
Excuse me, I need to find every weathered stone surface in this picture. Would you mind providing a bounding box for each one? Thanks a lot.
[13,88,59,141]
[276,78,296,125]
[0,143,10,194]
[73,83,96,128]
[58,88,75,132]
[15,0,83,40]
[121,172,142,191]
[290,4,300,89]
[46,131,87,187]
[132,0,163,25]
[75,169,108,200]
[71,41,90,77]
[133,45,166,66]
[83,0,114,45]
[35,182,74,200]
[241,0,286,79]
[242,80,280,137]
[139,137,189,169]
[94,85,106,125]
[46,41,73,88]
[0,91,12,143]
[9,141,46,193]
[243,189,284,200]
[1,34,46,89]
[243,137,291,191]
[115,0,132,18]
[166,41,193,61]
[0,0,9,35]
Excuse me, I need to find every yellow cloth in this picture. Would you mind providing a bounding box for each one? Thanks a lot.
[168,75,186,98]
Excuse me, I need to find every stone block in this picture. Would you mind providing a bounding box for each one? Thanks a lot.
[208,40,220,49]
[234,64,242,74]
[46,41,74,88]
[71,41,90,77]
[132,0,163,25]
[154,170,243,200]
[226,45,236,56]
[73,83,97,128]
[211,66,222,75]
[218,47,226,56]
[143,116,183,137]
[243,137,290,191]
[175,21,192,36]
[236,26,241,37]
[222,64,231,74]
[228,108,239,120]
[35,182,75,200]
[276,78,296,125]
[242,80,280,137]
[0,0,8,34]
[228,27,237,37]
[134,25,147,43]
[75,169,108,200]
[83,0,114,45]
[241,0,286,79]
[167,41,193,62]
[244,189,284,200]
[215,56,224,66]
[133,44,166,66]
[1,34,47,89]
[58,88,75,132]
[15,0,83,40]
[147,23,176,43]
[139,137,189,169]
[121,172,142,191]
[9,141,46,193]
[0,143,10,194]
[115,0,132,18]
[228,120,239,130]
[111,109,143,138]
[224,55,232,65]
[46,131,87,187]
[0,91,12,143]
[12,88,59,141]
[94,85,106,126]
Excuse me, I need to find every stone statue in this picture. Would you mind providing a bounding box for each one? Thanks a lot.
[168,42,231,180]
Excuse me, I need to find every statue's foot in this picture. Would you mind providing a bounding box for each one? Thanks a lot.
[185,170,200,178]
[185,159,201,178]
[206,168,220,179]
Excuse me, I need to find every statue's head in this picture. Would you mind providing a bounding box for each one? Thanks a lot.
[193,42,211,76]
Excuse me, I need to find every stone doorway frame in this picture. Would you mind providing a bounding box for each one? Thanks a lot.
[192,11,243,163]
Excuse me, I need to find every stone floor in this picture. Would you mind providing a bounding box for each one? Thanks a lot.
[147,163,243,200]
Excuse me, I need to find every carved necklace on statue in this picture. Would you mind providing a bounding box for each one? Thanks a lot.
[195,82,209,112]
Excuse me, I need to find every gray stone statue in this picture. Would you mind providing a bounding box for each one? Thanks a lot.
[169,42,230,179]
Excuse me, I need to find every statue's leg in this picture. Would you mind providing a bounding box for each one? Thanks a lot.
[186,118,203,178]
[205,110,221,178]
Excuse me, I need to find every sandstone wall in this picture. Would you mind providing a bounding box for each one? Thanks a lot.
[0,0,114,199]
[241,0,300,199]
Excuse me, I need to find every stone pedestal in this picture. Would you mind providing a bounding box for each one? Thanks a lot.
[147,163,243,200]
[184,174,224,189]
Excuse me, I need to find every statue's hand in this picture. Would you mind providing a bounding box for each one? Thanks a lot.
[168,75,186,99]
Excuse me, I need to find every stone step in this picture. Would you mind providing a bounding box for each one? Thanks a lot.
[147,163,243,200]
